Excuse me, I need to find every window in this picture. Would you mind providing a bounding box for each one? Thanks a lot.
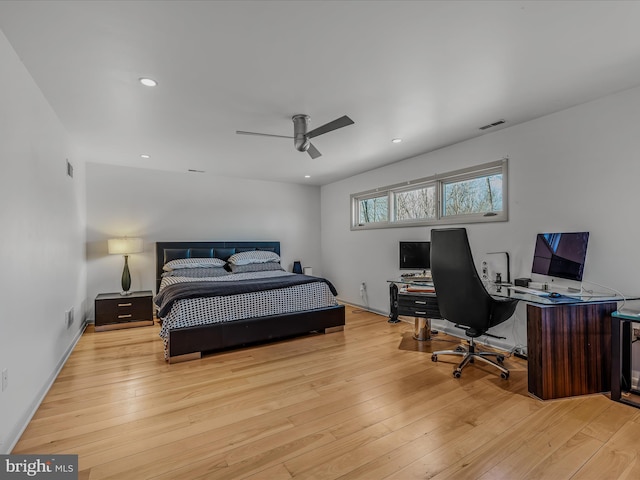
[394,184,437,222]
[357,193,388,225]
[351,159,508,229]
[442,168,504,218]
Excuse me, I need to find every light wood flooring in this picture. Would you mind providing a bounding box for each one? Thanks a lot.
[13,307,640,479]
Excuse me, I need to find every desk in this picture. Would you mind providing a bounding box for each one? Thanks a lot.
[390,279,622,400]
[487,284,622,400]
[611,310,640,408]
[387,279,441,340]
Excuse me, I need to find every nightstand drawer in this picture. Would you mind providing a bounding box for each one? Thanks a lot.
[96,301,149,321]
[95,290,153,330]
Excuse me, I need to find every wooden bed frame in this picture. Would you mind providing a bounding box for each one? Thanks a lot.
[155,241,345,363]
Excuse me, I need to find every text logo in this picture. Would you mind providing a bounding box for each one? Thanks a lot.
[1,455,78,479]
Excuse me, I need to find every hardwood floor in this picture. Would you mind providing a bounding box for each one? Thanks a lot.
[13,307,640,479]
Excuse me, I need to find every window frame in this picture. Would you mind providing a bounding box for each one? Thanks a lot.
[350,158,508,230]
[391,181,438,225]
[353,191,391,227]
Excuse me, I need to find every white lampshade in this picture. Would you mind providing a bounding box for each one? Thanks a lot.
[108,237,143,255]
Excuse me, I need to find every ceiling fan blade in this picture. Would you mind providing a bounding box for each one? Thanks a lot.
[307,115,354,139]
[236,130,293,139]
[307,143,322,159]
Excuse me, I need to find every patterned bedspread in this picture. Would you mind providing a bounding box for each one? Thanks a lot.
[155,271,339,356]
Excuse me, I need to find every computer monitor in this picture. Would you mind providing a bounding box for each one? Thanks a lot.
[399,241,431,270]
[531,232,589,282]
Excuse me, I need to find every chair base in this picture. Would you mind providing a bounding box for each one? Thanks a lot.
[431,338,509,379]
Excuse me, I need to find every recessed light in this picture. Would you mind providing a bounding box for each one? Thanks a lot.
[304,175,311,179]
[139,77,157,87]
[392,138,402,143]
[140,154,150,159]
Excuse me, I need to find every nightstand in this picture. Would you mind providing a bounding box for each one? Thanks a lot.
[95,290,154,331]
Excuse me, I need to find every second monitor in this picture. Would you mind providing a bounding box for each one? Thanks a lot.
[399,241,431,271]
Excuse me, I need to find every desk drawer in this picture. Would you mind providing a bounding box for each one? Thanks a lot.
[398,294,441,318]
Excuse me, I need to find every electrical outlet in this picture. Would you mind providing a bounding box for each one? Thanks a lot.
[481,261,489,280]
[2,368,8,392]
[65,307,74,328]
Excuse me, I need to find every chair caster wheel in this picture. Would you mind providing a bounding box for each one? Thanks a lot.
[431,354,438,362]
[497,355,505,365]
[455,346,465,352]
[501,371,510,380]
[453,370,461,378]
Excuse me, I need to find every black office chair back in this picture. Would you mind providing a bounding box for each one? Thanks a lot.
[430,228,497,337]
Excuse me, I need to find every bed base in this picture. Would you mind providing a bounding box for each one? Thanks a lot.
[167,305,345,363]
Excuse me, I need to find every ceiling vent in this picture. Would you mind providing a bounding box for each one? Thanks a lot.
[479,119,506,131]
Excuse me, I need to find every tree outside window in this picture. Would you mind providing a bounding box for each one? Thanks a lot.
[358,195,388,224]
[395,185,436,221]
[443,174,503,216]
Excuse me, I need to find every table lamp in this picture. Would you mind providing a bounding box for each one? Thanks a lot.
[108,237,143,295]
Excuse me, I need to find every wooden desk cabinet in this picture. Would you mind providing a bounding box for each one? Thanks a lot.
[95,290,154,331]
[527,302,616,400]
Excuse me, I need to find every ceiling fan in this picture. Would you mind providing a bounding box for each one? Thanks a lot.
[236,114,354,159]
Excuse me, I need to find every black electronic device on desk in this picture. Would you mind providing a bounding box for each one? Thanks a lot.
[399,241,430,271]
[531,231,589,282]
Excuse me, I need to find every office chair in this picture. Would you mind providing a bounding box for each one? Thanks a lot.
[430,228,519,379]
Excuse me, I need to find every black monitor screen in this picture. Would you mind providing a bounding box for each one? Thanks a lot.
[399,241,431,270]
[531,232,589,281]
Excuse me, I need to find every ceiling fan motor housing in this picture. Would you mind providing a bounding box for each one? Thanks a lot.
[292,114,310,152]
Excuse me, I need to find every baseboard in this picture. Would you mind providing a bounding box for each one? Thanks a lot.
[336,298,387,317]
[3,321,88,454]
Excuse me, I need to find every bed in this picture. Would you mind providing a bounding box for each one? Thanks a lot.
[154,241,345,363]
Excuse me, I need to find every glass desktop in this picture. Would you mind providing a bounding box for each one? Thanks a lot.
[388,277,625,305]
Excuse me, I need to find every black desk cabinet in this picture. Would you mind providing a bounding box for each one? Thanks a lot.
[389,283,441,322]
[95,290,154,331]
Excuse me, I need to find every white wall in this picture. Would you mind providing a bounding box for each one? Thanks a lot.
[0,31,86,453]
[322,84,640,360]
[85,163,322,319]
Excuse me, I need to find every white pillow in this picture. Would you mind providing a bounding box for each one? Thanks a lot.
[163,257,226,271]
[227,250,280,266]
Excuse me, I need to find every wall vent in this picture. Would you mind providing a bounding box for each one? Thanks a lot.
[479,119,506,131]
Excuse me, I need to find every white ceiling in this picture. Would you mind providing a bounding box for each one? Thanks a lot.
[2,1,640,186]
